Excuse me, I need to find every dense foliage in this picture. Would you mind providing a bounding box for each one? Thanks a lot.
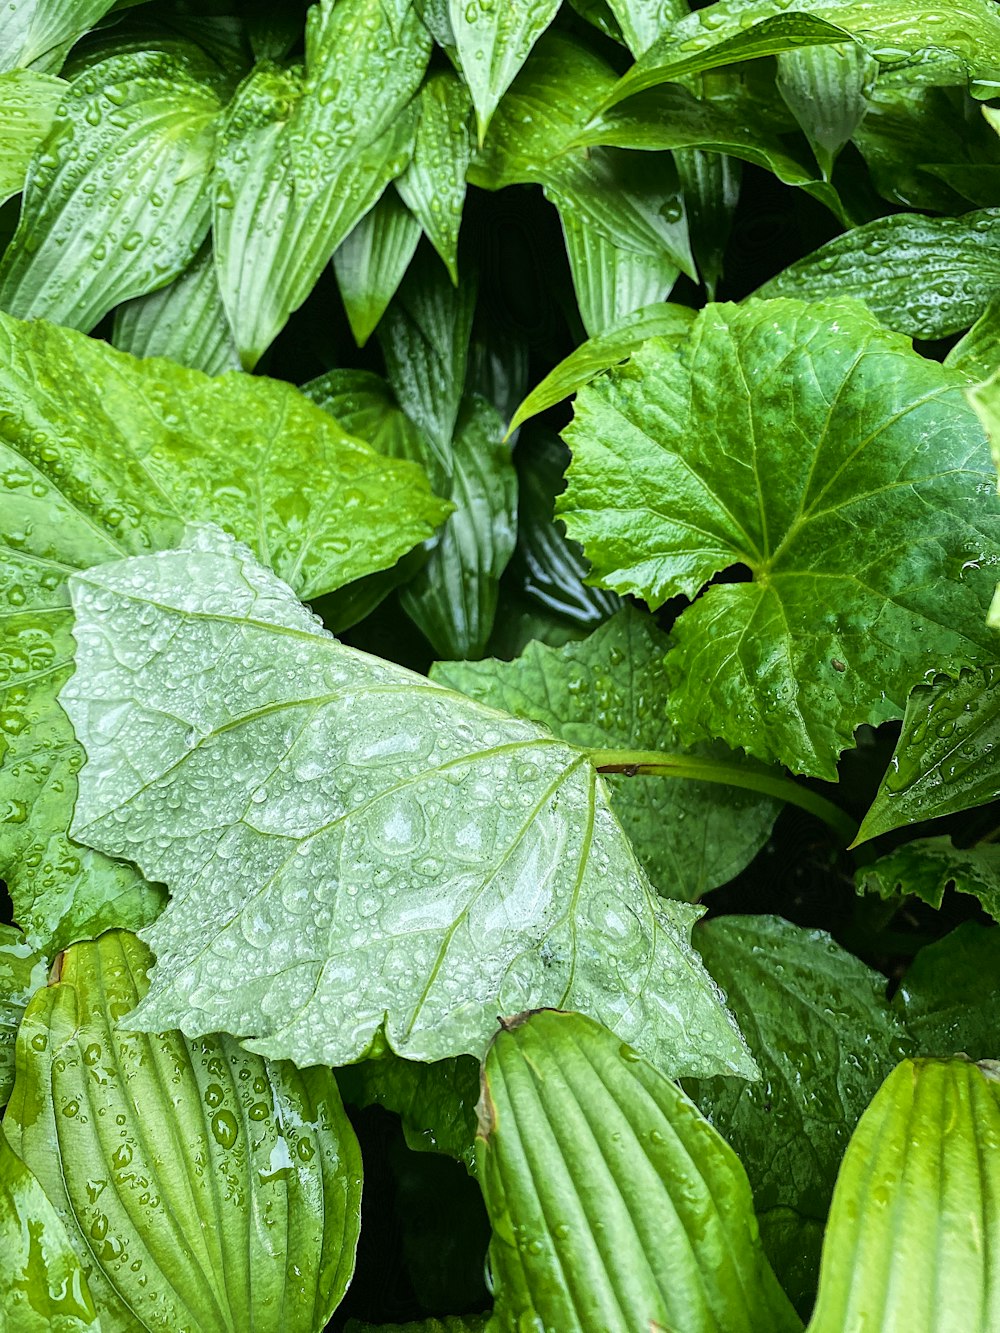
[2,0,1000,1329]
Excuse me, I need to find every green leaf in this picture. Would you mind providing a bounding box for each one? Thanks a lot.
[0,313,448,952]
[675,147,741,301]
[305,367,432,464]
[433,608,779,901]
[856,669,1000,843]
[333,190,423,347]
[0,47,223,332]
[477,1009,799,1333]
[3,930,363,1331]
[807,1057,1000,1333]
[894,923,1000,1063]
[0,0,120,73]
[448,0,561,141]
[945,294,1000,383]
[0,69,63,204]
[0,1129,102,1331]
[560,206,683,338]
[0,924,46,1109]
[62,523,755,1078]
[560,297,1000,777]
[508,301,696,435]
[967,368,1000,626]
[858,835,1000,922]
[757,208,1000,339]
[396,72,472,284]
[214,0,430,367]
[684,916,912,1315]
[775,40,876,179]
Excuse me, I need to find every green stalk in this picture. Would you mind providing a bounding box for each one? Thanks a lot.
[588,748,858,845]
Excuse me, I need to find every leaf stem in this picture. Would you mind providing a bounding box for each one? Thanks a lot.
[588,748,858,845]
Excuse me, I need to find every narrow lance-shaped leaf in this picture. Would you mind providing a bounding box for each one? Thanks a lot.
[675,147,741,301]
[561,207,682,338]
[448,0,561,142]
[0,70,63,204]
[946,294,1000,384]
[775,40,875,180]
[477,1009,800,1333]
[333,189,423,347]
[858,835,1000,923]
[61,523,755,1078]
[3,930,363,1332]
[560,297,1000,777]
[0,46,225,332]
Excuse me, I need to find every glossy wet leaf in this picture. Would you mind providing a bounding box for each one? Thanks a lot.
[776,40,876,179]
[859,835,1000,921]
[433,608,780,901]
[396,72,472,284]
[0,70,63,204]
[345,1318,490,1332]
[448,0,561,141]
[477,1009,799,1333]
[214,0,430,367]
[0,46,224,332]
[0,0,120,73]
[0,1130,102,1331]
[684,916,911,1314]
[0,312,447,952]
[3,930,363,1332]
[561,208,682,338]
[606,0,687,56]
[0,924,46,1108]
[305,367,431,464]
[759,208,1000,338]
[807,1057,1000,1333]
[62,523,754,1078]
[561,297,1000,777]
[856,668,1000,842]
[333,190,422,347]
[675,147,741,301]
[894,923,1000,1063]
[946,294,1000,383]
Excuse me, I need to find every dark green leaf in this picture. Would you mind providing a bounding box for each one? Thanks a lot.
[775,40,876,179]
[0,69,63,204]
[894,923,1000,1062]
[675,147,741,300]
[606,0,687,56]
[397,71,473,284]
[62,523,755,1078]
[945,294,1000,383]
[333,190,423,347]
[448,0,561,141]
[0,924,46,1108]
[858,835,1000,921]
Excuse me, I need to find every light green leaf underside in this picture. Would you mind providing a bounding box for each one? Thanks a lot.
[432,608,779,901]
[62,524,754,1078]
[859,835,1000,922]
[894,923,1000,1063]
[0,1129,102,1331]
[560,297,1000,777]
[334,190,422,347]
[0,0,119,74]
[0,924,46,1109]
[606,0,688,57]
[0,313,447,952]
[685,915,911,1313]
[758,208,1000,339]
[0,47,222,332]
[3,931,363,1332]
[856,668,1000,843]
[477,1009,799,1333]
[0,69,63,204]
[776,41,876,179]
[213,0,430,367]
[396,72,472,283]
[448,0,561,141]
[807,1058,1000,1333]
[111,240,241,375]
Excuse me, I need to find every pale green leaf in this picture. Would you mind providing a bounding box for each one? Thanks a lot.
[0,70,63,204]
[858,835,1000,921]
[304,367,431,464]
[214,0,430,367]
[561,208,681,338]
[946,294,1000,383]
[111,240,241,375]
[807,1058,1000,1333]
[606,0,687,56]
[432,609,779,901]
[0,313,448,952]
[0,924,46,1109]
[0,47,223,332]
[776,40,876,179]
[0,0,120,73]
[448,0,561,140]
[3,930,363,1332]
[560,298,1000,777]
[894,923,1000,1063]
[62,523,755,1078]
[0,1130,102,1332]
[333,190,423,347]
[396,71,473,283]
[477,1009,799,1333]
[758,208,1000,338]
[856,669,1000,843]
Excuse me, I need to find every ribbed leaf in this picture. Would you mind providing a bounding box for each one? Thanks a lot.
[3,930,363,1331]
[0,69,63,204]
[775,41,875,179]
[397,72,472,284]
[946,294,1000,383]
[345,1318,490,1332]
[448,0,561,141]
[675,147,741,300]
[61,523,754,1078]
[807,1058,1000,1333]
[968,368,1000,626]
[333,190,422,346]
[0,0,119,73]
[561,208,681,338]
[213,0,430,366]
[859,835,1000,921]
[0,924,45,1108]
[0,47,223,331]
[477,1009,799,1333]
[894,924,1000,1063]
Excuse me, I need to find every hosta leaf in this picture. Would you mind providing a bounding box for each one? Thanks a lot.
[560,298,1000,777]
[0,0,120,73]
[61,523,754,1078]
[214,0,430,367]
[894,923,1000,1062]
[0,47,224,332]
[0,924,46,1109]
[396,71,473,283]
[856,669,1000,842]
[775,41,876,179]
[858,835,1000,921]
[758,209,1000,339]
[0,1130,102,1331]
[433,609,779,901]
[684,916,911,1314]
[946,294,1000,383]
[3,930,363,1331]
[110,240,241,375]
[333,190,423,347]
[477,1009,799,1333]
[561,209,682,338]
[0,70,63,204]
[807,1057,1000,1333]
[675,147,741,301]
[606,0,687,56]
[305,368,430,464]
[448,0,561,141]
[0,313,447,951]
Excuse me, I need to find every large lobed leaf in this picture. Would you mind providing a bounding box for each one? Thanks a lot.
[61,523,754,1078]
